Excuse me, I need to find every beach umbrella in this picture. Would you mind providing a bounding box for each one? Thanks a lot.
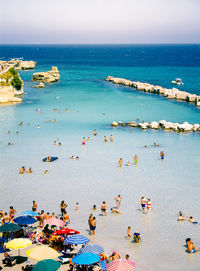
[100,260,107,271]
[33,259,61,271]
[44,218,65,227]
[22,211,39,216]
[0,223,22,233]
[5,238,32,256]
[52,228,80,235]
[26,245,59,261]
[14,216,37,225]
[65,234,90,245]
[107,259,136,271]
[78,244,104,255]
[72,252,100,265]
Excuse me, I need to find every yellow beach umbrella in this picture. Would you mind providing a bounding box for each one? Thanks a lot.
[26,245,59,261]
[5,238,32,256]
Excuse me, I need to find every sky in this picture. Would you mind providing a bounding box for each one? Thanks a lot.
[0,0,200,44]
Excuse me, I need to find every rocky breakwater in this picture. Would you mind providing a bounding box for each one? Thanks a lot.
[106,76,200,107]
[0,59,37,70]
[0,68,23,104]
[112,120,200,133]
[32,66,60,83]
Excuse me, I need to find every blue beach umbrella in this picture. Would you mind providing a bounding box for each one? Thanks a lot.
[72,252,100,265]
[65,234,90,245]
[21,211,39,216]
[78,244,104,255]
[14,216,37,225]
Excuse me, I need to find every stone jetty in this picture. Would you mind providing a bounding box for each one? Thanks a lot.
[106,76,200,107]
[32,66,60,83]
[111,120,200,133]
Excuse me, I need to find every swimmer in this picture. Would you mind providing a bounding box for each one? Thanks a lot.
[75,156,79,160]
[127,161,131,166]
[82,137,86,145]
[118,158,123,167]
[8,130,10,134]
[46,156,51,162]
[8,142,11,145]
[19,166,25,174]
[75,203,79,210]
[186,238,199,253]
[104,136,108,142]
[44,170,49,174]
[36,125,40,129]
[160,151,164,160]
[66,108,69,112]
[54,141,57,146]
[69,155,74,159]
[16,131,19,135]
[26,167,33,174]
[92,205,96,211]
[54,119,56,123]
[58,142,62,146]
[111,208,121,214]
[134,155,138,165]
[87,137,91,141]
[154,142,159,147]
[144,145,147,148]
[177,211,186,221]
[93,129,97,136]
[127,226,131,238]
[110,134,113,142]
[189,216,197,223]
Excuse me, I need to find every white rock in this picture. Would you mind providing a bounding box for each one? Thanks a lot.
[112,121,118,127]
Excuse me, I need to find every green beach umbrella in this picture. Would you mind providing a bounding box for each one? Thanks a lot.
[32,259,61,271]
[0,223,22,232]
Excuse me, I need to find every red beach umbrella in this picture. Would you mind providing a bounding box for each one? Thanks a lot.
[52,228,80,235]
[107,259,136,271]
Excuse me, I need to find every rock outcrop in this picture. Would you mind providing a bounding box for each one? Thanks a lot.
[32,82,45,88]
[0,59,36,70]
[112,120,200,133]
[106,76,200,108]
[0,85,22,103]
[32,67,60,83]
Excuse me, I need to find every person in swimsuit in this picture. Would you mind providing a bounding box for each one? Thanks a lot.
[101,201,108,216]
[82,137,86,145]
[147,199,152,213]
[110,134,113,142]
[75,203,79,210]
[19,166,25,174]
[2,212,10,224]
[46,156,51,162]
[114,194,122,209]
[26,167,32,173]
[88,214,94,235]
[134,155,138,165]
[104,136,108,142]
[90,217,96,235]
[133,232,142,243]
[186,238,199,253]
[9,207,16,223]
[118,158,123,167]
[127,226,131,238]
[60,201,67,216]
[178,211,186,221]
[63,211,70,226]
[92,205,96,211]
[111,208,121,214]
[160,151,164,160]
[32,201,37,212]
[140,195,147,213]
[93,130,97,136]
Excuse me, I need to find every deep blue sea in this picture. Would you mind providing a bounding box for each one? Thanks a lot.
[0,45,200,271]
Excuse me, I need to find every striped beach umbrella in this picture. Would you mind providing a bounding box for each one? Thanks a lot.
[65,234,90,245]
[107,259,136,271]
[78,244,104,255]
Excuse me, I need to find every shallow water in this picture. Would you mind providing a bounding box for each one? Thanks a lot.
[0,45,200,271]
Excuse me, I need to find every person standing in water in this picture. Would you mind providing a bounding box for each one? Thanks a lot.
[9,207,16,223]
[60,201,67,216]
[93,130,97,136]
[147,199,152,213]
[160,151,164,160]
[134,155,138,165]
[140,195,147,213]
[110,134,113,142]
[32,201,38,212]
[114,195,122,209]
[101,201,108,216]
[82,137,86,145]
[104,136,108,142]
[90,217,96,235]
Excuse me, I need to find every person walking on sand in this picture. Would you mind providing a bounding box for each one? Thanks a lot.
[63,211,70,227]
[140,195,147,213]
[114,194,122,209]
[101,201,108,216]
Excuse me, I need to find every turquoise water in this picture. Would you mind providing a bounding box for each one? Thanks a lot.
[0,45,200,271]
